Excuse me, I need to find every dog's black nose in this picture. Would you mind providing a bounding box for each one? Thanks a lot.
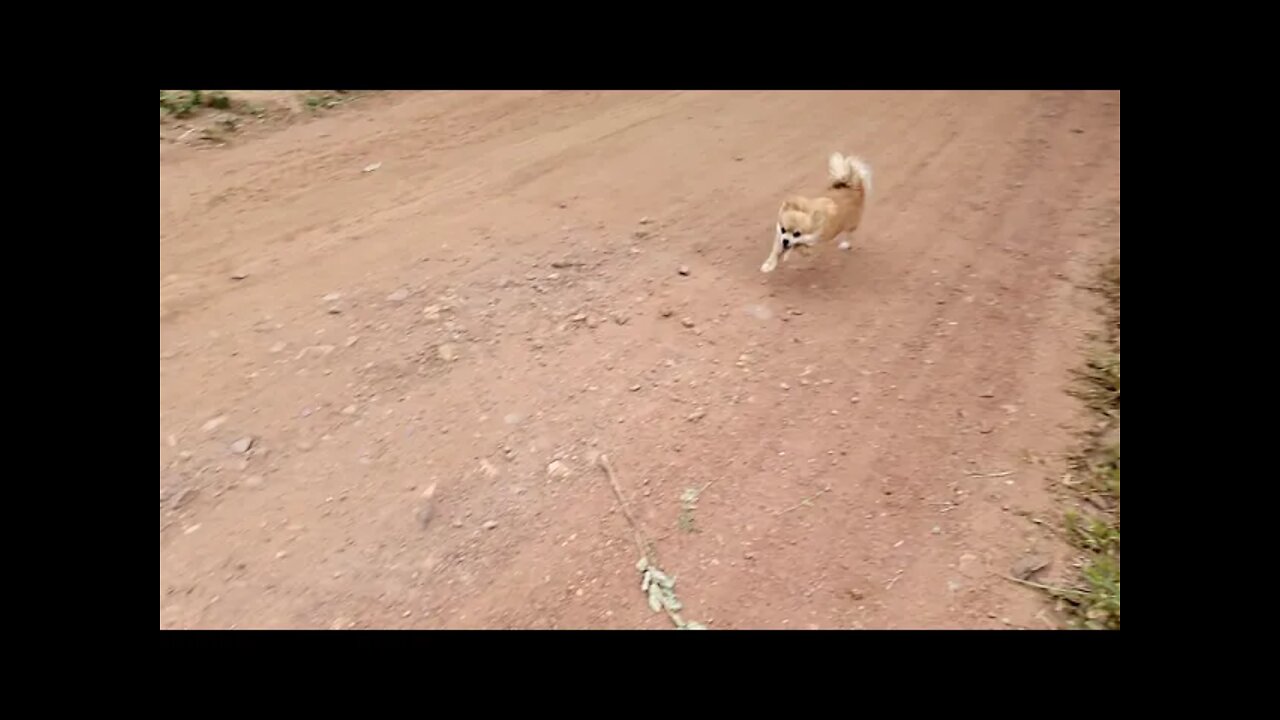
[782,239,791,249]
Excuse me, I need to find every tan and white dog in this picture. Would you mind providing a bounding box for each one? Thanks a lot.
[761,152,872,273]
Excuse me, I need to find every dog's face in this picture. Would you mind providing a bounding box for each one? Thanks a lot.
[762,197,823,273]
[778,197,823,250]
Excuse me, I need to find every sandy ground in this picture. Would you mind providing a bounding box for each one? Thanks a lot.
[159,90,1121,629]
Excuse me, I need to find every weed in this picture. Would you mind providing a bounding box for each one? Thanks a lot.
[1053,253,1120,630]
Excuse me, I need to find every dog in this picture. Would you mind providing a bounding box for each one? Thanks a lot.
[760,152,872,273]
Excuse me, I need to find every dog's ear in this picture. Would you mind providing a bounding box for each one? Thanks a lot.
[780,196,805,212]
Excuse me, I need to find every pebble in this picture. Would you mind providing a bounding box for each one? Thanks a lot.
[437,344,459,362]
[678,266,690,276]
[780,382,791,390]
[202,415,229,432]
[482,520,499,530]
[681,318,695,328]
[341,405,358,415]
[322,292,342,303]
[686,408,707,422]
[1010,554,1051,580]
[629,384,642,392]
[231,270,250,280]
[416,483,438,528]
[660,308,673,318]
[230,437,254,454]
[546,460,571,479]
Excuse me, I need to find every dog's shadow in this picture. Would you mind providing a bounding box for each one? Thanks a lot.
[763,244,874,298]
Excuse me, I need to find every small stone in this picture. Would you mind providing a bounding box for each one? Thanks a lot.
[387,288,410,303]
[686,408,707,422]
[451,519,463,528]
[344,335,359,348]
[322,292,343,303]
[201,415,229,433]
[780,382,791,390]
[660,308,673,318]
[678,266,690,276]
[639,216,652,224]
[546,460,571,480]
[681,318,695,328]
[416,483,438,528]
[422,305,443,321]
[230,437,254,454]
[437,344,459,362]
[275,550,289,559]
[482,520,498,530]
[1010,554,1051,580]
[327,305,343,315]
[979,390,996,398]
[849,396,860,404]
[629,384,642,392]
[231,270,250,280]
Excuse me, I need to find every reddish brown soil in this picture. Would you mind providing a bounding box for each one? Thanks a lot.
[160,90,1121,629]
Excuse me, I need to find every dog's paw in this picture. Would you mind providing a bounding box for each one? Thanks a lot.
[760,257,777,273]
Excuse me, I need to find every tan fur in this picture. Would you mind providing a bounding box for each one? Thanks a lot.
[761,152,871,273]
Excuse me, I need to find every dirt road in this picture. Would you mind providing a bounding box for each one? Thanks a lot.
[160,90,1121,629]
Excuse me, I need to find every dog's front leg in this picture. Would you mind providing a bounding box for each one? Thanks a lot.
[761,238,784,273]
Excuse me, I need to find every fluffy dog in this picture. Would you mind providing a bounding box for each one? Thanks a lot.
[761,152,872,273]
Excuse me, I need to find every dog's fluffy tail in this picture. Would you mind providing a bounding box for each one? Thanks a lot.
[828,152,872,195]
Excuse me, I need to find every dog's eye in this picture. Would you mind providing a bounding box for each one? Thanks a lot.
[792,231,801,238]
